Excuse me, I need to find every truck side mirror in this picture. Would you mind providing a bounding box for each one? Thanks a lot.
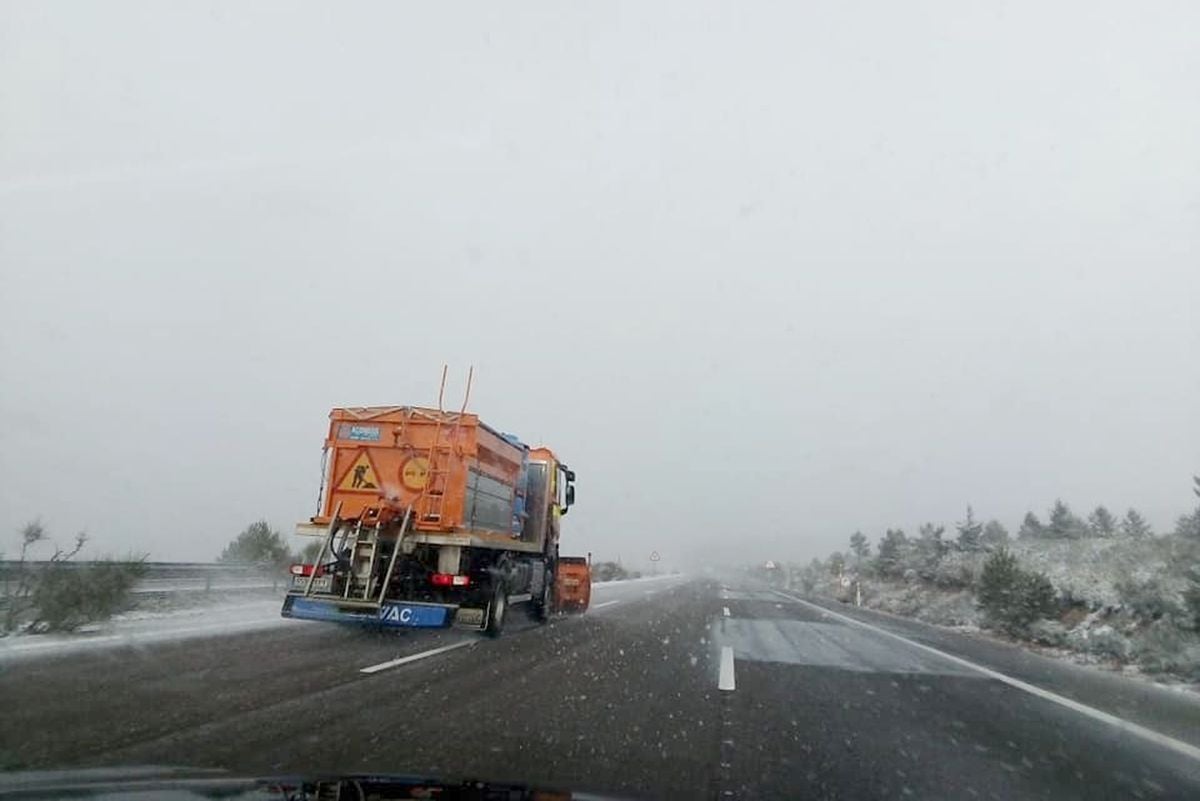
[566,484,576,507]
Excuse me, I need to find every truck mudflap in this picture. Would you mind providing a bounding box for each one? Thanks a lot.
[555,557,591,612]
[282,595,459,629]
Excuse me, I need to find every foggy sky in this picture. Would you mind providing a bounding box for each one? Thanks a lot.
[2,1,1197,569]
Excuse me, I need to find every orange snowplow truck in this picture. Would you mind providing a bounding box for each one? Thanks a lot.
[281,406,586,636]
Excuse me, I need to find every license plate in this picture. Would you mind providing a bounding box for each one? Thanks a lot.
[292,574,333,593]
[454,608,485,627]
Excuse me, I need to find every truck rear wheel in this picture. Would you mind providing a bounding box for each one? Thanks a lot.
[485,580,507,638]
[530,568,553,623]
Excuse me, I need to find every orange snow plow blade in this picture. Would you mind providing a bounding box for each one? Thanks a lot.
[556,557,591,612]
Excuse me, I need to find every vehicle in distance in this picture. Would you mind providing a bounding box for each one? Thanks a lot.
[281,404,584,636]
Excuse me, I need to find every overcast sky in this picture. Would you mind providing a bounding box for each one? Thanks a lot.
[2,1,1197,568]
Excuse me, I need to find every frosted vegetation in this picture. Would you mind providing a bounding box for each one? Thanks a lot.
[800,478,1200,683]
[2,522,146,634]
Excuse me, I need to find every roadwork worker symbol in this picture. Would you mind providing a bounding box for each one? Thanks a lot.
[352,464,374,488]
[338,452,379,491]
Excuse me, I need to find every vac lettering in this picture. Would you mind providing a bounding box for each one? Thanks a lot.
[379,605,414,624]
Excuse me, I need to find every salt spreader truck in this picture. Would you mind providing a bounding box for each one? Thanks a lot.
[281,404,587,636]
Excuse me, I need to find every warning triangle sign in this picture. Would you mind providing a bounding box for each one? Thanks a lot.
[337,451,380,492]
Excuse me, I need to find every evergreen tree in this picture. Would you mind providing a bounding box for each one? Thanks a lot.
[916,523,948,577]
[1047,499,1087,539]
[1119,508,1153,539]
[1087,505,1117,538]
[1018,511,1044,539]
[875,529,909,578]
[978,547,1056,633]
[1177,476,1200,539]
[977,547,1022,623]
[1175,509,1200,539]
[981,519,1010,548]
[849,530,870,560]
[1015,570,1057,625]
[956,505,984,551]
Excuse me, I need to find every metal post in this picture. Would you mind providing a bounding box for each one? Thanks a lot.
[305,501,342,597]
[376,505,412,605]
[437,365,448,412]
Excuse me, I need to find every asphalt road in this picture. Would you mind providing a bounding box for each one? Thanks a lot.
[3,576,1200,800]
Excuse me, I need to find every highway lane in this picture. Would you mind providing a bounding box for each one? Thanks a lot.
[2,576,1200,799]
[714,587,1200,799]
[0,575,705,788]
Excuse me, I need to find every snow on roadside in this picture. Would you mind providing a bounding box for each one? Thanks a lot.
[825,575,1200,695]
[592,573,681,586]
[0,597,300,662]
[1009,537,1186,609]
[0,573,684,661]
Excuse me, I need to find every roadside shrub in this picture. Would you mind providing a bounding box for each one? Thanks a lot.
[916,589,981,628]
[219,520,291,569]
[977,547,1057,635]
[1028,619,1068,647]
[2,522,50,632]
[27,558,147,633]
[1068,624,1131,662]
[978,547,1020,617]
[1131,620,1190,674]
[1183,569,1200,632]
[932,551,978,589]
[1016,570,1057,623]
[1115,575,1181,622]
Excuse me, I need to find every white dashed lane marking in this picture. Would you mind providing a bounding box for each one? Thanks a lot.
[718,646,736,691]
[360,640,475,675]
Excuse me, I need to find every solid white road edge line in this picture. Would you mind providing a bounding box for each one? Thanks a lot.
[773,590,1200,764]
[718,645,736,691]
[0,616,288,658]
[593,600,621,609]
[360,640,475,675]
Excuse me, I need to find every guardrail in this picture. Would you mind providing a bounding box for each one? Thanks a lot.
[0,561,287,595]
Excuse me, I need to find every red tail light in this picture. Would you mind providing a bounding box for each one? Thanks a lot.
[290,564,324,577]
[430,573,471,587]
